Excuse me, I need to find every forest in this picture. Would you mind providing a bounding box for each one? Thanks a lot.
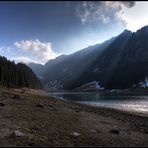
[0,56,42,89]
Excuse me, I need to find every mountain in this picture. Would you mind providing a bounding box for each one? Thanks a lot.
[0,56,42,89]
[29,25,148,90]
[78,25,148,90]
[28,63,44,80]
[42,37,115,90]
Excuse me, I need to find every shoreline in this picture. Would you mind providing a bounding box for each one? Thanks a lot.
[48,92,148,118]
[44,94,148,133]
[0,87,148,146]
[78,101,148,118]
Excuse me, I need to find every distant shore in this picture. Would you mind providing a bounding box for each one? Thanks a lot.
[0,87,148,146]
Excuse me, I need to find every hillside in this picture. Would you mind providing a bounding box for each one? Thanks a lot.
[30,37,115,90]
[28,63,44,80]
[29,25,148,90]
[0,56,42,89]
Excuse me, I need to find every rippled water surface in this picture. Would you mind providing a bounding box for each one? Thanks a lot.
[48,92,148,115]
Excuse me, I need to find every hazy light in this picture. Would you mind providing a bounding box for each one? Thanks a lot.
[121,2,148,32]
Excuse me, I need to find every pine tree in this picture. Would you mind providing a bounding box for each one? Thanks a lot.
[0,55,42,89]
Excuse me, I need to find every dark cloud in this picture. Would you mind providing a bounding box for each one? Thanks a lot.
[122,1,136,8]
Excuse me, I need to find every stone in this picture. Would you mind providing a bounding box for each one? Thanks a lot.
[90,129,96,133]
[75,110,80,113]
[0,92,2,97]
[48,104,56,110]
[0,101,6,106]
[12,95,22,100]
[36,103,44,108]
[72,132,80,137]
[110,129,120,134]
[11,130,25,137]
[48,104,55,108]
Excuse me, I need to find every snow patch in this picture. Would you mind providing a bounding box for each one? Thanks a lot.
[139,76,148,88]
[82,81,104,90]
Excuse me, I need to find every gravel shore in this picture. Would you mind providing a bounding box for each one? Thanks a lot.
[0,87,147,146]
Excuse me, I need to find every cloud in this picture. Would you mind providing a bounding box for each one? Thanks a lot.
[11,56,40,65]
[14,39,59,64]
[0,46,16,60]
[76,1,136,25]
[105,1,135,9]
[0,46,13,53]
[120,2,148,32]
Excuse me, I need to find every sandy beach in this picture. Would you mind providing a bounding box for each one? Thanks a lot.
[0,87,147,146]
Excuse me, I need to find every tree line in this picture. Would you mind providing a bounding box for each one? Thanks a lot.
[0,56,42,89]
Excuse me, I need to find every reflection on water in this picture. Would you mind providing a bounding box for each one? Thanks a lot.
[48,92,148,115]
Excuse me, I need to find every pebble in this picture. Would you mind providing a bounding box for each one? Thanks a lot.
[36,103,44,108]
[72,132,80,137]
[48,104,55,108]
[90,129,96,133]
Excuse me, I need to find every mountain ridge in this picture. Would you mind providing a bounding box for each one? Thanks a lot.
[29,26,148,90]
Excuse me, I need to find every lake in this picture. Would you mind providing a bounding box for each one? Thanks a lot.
[48,92,148,116]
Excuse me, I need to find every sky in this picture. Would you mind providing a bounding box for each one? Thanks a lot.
[0,1,148,65]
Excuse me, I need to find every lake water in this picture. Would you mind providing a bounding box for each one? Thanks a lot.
[48,92,148,115]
